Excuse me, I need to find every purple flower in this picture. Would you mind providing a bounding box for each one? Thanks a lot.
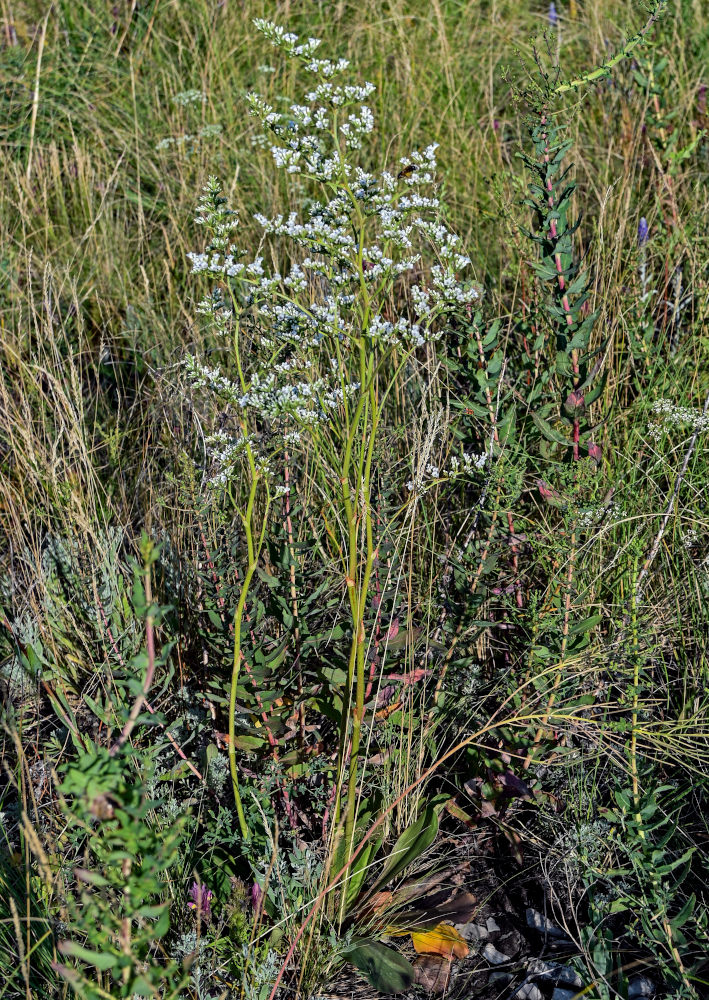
[548,2,558,27]
[251,881,263,911]
[187,881,213,920]
[638,217,649,247]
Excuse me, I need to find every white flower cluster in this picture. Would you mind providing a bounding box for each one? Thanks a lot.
[406,451,487,496]
[576,502,625,532]
[206,430,253,465]
[187,251,245,279]
[204,431,254,490]
[397,144,440,186]
[183,355,242,407]
[448,452,488,475]
[156,124,222,153]
[368,313,428,349]
[183,23,483,502]
[235,369,361,425]
[339,106,374,150]
[648,398,709,440]
[254,208,355,251]
[252,19,322,59]
[192,175,240,253]
[305,81,376,105]
[244,23,479,314]
[683,528,700,550]
[173,89,207,106]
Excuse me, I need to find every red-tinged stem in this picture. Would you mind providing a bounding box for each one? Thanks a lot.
[95,592,203,779]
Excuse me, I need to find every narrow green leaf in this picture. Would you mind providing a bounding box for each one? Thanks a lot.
[568,614,602,636]
[370,805,439,894]
[345,842,374,909]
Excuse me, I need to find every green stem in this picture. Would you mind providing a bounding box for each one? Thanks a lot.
[552,1,667,96]
[228,464,271,842]
[342,356,379,864]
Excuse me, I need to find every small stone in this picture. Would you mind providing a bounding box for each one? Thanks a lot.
[556,968,583,988]
[525,907,567,938]
[628,977,655,999]
[551,991,576,1000]
[488,971,512,985]
[527,959,583,989]
[512,986,542,1000]
[486,916,501,933]
[482,943,509,966]
[457,922,488,943]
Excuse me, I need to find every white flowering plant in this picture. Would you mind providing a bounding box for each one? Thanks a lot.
[184,18,487,887]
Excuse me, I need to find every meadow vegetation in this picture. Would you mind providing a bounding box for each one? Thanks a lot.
[1,1,708,999]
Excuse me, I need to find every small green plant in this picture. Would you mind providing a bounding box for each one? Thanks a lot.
[572,782,709,999]
[53,744,189,1000]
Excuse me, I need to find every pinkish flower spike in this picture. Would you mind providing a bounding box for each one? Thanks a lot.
[187,881,213,920]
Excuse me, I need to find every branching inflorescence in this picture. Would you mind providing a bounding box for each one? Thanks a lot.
[184,19,487,885]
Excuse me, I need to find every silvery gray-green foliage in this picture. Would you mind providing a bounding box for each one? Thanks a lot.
[1,528,136,697]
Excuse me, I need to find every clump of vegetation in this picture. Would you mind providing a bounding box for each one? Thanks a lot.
[1,2,708,999]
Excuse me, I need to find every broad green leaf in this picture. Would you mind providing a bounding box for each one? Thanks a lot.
[83,694,110,725]
[614,789,632,812]
[73,868,110,888]
[257,567,279,588]
[531,411,573,447]
[132,975,159,996]
[344,939,414,994]
[233,733,267,751]
[670,893,695,931]
[264,636,290,669]
[58,941,118,971]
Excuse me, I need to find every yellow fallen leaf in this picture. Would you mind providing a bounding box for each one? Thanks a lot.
[410,923,469,960]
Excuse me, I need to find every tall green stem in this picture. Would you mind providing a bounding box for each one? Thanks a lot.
[228,478,258,840]
[343,357,379,860]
